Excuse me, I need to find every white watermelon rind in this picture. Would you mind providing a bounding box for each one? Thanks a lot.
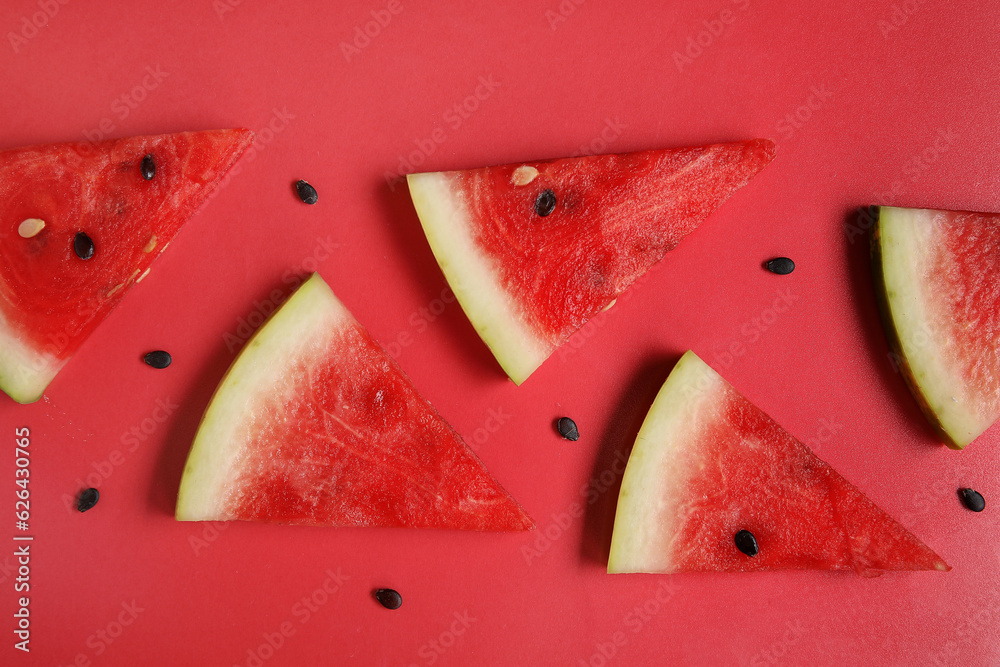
[872,205,990,449]
[607,350,722,574]
[0,312,63,403]
[406,172,553,385]
[175,273,348,521]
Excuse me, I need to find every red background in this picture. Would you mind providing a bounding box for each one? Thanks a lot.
[1,1,999,665]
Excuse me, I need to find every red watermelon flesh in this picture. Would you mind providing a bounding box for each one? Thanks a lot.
[0,129,254,403]
[176,273,533,531]
[608,351,949,575]
[407,140,776,384]
[871,206,1000,448]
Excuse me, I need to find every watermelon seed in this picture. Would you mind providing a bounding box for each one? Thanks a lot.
[734,530,758,556]
[143,235,158,253]
[141,154,155,180]
[73,232,95,260]
[535,189,556,217]
[764,257,795,275]
[556,417,580,441]
[76,488,100,512]
[959,488,985,512]
[511,165,539,186]
[295,180,318,205]
[143,350,172,369]
[18,218,45,238]
[374,588,402,610]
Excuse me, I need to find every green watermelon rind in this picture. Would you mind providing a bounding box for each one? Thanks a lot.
[607,350,721,574]
[175,273,346,521]
[871,205,987,449]
[0,315,62,403]
[406,172,554,385]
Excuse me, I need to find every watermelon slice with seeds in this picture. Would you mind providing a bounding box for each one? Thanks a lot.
[608,351,949,575]
[870,205,1000,449]
[175,273,533,531]
[406,140,776,384]
[0,129,254,403]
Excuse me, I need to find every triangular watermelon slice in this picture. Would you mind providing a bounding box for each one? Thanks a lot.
[407,140,776,384]
[608,351,949,575]
[176,273,533,531]
[0,129,254,403]
[870,205,1000,449]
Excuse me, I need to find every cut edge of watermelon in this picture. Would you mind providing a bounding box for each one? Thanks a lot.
[176,273,346,521]
[406,171,553,385]
[608,350,721,574]
[0,312,63,403]
[871,205,984,448]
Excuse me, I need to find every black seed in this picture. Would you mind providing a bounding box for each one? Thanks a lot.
[556,417,580,441]
[959,488,985,512]
[140,154,156,180]
[74,232,95,260]
[295,180,318,205]
[765,257,795,275]
[734,529,758,556]
[77,488,100,512]
[534,189,556,217]
[143,350,172,369]
[374,588,402,610]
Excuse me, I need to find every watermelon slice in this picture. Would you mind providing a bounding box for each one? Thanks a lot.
[870,205,1000,449]
[0,129,254,403]
[406,140,776,384]
[175,273,533,531]
[608,351,949,575]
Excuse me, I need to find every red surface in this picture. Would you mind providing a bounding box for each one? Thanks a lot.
[453,139,774,342]
[0,0,997,665]
[224,283,532,530]
[666,359,948,574]
[0,130,251,357]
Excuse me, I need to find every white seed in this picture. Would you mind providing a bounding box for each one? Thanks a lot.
[143,235,157,253]
[602,299,617,312]
[18,218,45,238]
[511,166,539,186]
[136,268,151,283]
[106,283,124,297]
